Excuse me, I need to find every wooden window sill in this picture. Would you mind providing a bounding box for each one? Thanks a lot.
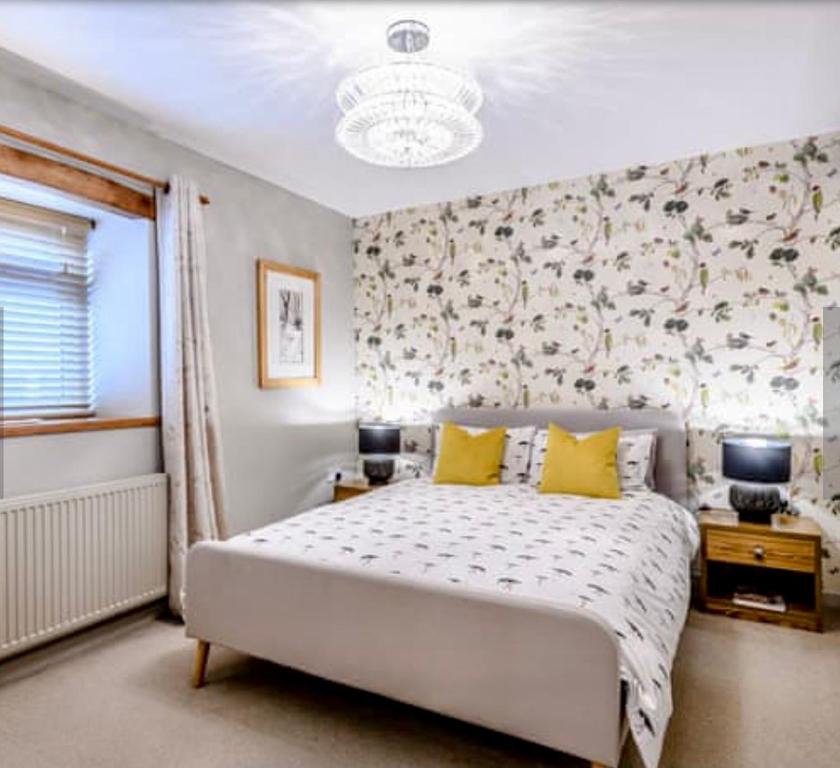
[0,416,160,438]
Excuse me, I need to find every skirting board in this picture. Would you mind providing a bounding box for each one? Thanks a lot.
[0,599,169,686]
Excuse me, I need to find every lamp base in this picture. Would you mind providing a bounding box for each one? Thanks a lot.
[363,459,395,485]
[729,483,784,524]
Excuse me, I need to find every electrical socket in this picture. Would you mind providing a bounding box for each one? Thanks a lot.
[326,468,341,485]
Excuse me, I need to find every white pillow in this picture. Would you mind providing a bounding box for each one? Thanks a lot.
[434,424,536,484]
[528,428,657,490]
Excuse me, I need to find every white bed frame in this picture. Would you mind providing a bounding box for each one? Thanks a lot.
[186,408,688,768]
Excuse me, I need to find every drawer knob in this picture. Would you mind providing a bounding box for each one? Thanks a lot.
[753,545,765,561]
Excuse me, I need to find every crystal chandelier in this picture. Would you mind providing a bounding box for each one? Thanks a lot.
[335,20,483,168]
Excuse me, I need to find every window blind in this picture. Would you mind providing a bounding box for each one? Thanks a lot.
[0,197,93,418]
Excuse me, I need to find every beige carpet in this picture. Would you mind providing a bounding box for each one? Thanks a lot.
[0,608,837,768]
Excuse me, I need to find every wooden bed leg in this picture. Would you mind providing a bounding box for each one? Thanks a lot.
[192,640,210,688]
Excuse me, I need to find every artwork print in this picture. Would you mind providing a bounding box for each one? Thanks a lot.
[258,260,321,388]
[277,288,304,363]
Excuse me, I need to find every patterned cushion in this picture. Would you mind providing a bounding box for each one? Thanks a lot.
[434,424,536,484]
[529,428,657,490]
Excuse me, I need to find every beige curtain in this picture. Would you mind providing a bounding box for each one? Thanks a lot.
[157,177,228,616]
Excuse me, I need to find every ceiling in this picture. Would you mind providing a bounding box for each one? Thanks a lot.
[0,1,838,217]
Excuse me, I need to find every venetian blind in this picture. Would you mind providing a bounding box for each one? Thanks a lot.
[0,197,93,418]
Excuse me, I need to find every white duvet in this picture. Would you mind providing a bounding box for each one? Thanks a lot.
[233,479,699,768]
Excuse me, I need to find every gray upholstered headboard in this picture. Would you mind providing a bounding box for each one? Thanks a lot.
[433,407,688,506]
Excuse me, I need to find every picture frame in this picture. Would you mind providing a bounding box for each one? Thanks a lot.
[257,259,321,388]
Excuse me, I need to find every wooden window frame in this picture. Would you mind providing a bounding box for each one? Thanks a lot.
[0,416,161,438]
[0,142,155,219]
[0,124,209,217]
[0,125,187,437]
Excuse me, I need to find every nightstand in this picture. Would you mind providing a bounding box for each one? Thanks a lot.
[699,510,823,631]
[333,480,374,503]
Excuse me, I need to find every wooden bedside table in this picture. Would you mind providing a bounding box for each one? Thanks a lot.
[699,510,823,631]
[333,480,374,503]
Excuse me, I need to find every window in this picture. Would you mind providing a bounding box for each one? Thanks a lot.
[0,197,93,418]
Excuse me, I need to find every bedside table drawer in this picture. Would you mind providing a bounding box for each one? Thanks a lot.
[706,529,815,572]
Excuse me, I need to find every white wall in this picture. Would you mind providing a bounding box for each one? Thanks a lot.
[2,428,160,498]
[90,214,158,418]
[0,62,355,532]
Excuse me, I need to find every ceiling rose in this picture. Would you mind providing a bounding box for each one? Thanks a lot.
[335,20,483,168]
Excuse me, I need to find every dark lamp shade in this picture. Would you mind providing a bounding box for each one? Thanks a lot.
[722,436,791,484]
[358,424,401,457]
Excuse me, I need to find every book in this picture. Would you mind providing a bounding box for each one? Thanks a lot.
[732,590,787,613]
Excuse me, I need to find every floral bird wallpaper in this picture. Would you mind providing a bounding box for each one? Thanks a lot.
[353,130,840,591]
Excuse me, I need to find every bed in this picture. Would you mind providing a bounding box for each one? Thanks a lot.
[185,408,698,768]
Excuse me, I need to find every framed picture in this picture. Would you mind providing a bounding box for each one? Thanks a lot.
[257,259,321,388]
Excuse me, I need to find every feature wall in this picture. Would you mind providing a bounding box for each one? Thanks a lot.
[354,130,840,591]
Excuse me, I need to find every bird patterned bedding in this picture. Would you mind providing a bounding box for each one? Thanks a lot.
[228,479,699,768]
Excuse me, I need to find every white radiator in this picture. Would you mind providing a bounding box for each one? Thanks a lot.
[0,474,168,660]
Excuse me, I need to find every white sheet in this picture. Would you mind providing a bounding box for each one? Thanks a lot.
[227,479,698,767]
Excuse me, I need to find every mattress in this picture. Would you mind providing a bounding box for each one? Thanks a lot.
[188,479,698,767]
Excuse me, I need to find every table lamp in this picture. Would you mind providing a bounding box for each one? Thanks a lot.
[722,435,791,523]
[358,423,401,485]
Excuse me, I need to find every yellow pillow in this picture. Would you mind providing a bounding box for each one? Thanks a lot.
[539,424,621,499]
[433,423,506,486]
